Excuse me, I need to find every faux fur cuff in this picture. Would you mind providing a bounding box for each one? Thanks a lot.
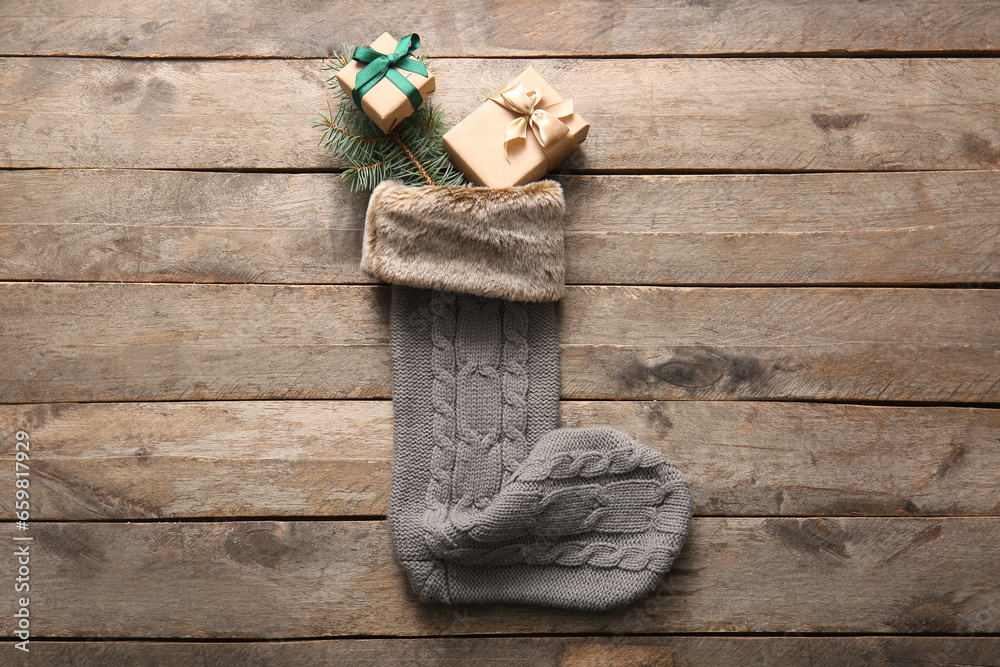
[362,180,566,302]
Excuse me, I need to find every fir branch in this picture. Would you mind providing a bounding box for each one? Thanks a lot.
[312,45,467,192]
[316,114,391,143]
[391,132,435,186]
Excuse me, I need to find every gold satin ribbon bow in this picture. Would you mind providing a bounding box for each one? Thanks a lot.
[489,82,575,164]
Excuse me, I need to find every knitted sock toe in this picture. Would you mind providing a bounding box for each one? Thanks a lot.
[425,425,692,610]
[388,286,692,611]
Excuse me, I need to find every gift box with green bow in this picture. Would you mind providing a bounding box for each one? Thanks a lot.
[336,33,436,134]
[443,66,590,188]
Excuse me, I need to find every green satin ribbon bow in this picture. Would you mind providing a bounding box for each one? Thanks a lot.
[351,34,428,114]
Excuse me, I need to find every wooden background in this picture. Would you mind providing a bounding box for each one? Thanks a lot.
[1,1,999,664]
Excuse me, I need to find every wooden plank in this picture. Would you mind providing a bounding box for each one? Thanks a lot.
[1,401,996,520]
[3,170,998,286]
[2,1,999,57]
[0,282,392,403]
[3,57,1000,171]
[6,637,1000,666]
[0,169,372,285]
[1,517,997,636]
[2,283,996,403]
[0,401,393,519]
[559,285,1000,402]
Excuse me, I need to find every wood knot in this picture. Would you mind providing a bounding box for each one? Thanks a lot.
[627,348,766,393]
[223,523,290,569]
[893,597,963,633]
[960,133,1000,165]
[811,112,869,132]
[651,357,724,388]
[934,443,968,479]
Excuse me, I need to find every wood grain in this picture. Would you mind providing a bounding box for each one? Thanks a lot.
[2,283,996,403]
[5,637,999,666]
[3,57,1000,171]
[3,170,998,286]
[0,0,996,655]
[1,401,996,520]
[1,0,998,57]
[2,518,997,637]
[559,285,1000,402]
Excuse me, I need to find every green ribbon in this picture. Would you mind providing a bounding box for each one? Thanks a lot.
[351,33,428,115]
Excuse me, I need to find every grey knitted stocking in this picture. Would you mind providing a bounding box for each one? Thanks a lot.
[388,286,692,611]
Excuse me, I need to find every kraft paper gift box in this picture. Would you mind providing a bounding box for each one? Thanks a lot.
[336,32,436,134]
[443,66,590,188]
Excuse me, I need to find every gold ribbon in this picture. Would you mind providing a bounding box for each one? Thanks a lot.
[488,82,576,164]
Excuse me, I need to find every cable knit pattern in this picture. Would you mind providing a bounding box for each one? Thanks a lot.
[440,539,687,570]
[500,301,529,473]
[426,291,457,510]
[377,157,690,613]
[388,285,693,612]
[508,445,672,482]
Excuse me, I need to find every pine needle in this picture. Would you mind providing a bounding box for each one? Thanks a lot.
[312,45,467,192]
